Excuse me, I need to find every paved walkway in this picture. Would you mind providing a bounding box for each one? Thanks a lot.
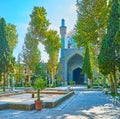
[0,91,120,119]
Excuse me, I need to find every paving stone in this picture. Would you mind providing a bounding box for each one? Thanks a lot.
[0,90,119,119]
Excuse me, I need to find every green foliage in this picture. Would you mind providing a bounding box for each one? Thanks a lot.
[6,23,18,52]
[98,36,111,75]
[0,17,10,91]
[115,31,120,71]
[34,78,46,90]
[87,84,91,89]
[34,78,46,100]
[35,62,47,80]
[0,18,10,72]
[0,17,18,91]
[98,0,120,95]
[99,0,119,74]
[82,46,93,80]
[28,6,61,87]
[106,0,119,71]
[74,0,110,87]
[24,82,31,87]
[74,0,110,47]
[44,30,61,86]
[29,6,50,40]
[69,80,75,85]
[45,30,61,55]
[22,31,41,86]
[115,30,120,45]
[22,31,41,73]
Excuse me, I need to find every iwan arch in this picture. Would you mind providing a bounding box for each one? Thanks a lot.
[60,19,86,85]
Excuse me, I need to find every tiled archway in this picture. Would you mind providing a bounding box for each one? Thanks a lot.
[67,53,83,84]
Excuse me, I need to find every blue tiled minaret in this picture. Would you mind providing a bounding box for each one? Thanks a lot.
[60,19,67,57]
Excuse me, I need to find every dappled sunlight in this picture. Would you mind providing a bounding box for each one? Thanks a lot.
[80,104,120,119]
[0,91,120,119]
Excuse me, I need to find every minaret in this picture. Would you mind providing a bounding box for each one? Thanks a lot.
[60,19,67,49]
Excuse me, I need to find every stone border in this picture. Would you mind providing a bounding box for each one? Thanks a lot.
[0,91,74,110]
[0,103,8,110]
[8,103,35,110]
[0,91,25,97]
[42,91,74,108]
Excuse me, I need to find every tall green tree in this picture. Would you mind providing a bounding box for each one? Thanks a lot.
[74,0,110,47]
[106,0,119,95]
[74,0,111,86]
[0,18,10,91]
[98,0,119,95]
[6,23,18,77]
[44,30,61,86]
[98,36,110,75]
[82,46,93,86]
[22,32,41,85]
[98,36,115,92]
[116,31,120,58]
[115,13,120,71]
[0,17,18,91]
[29,6,50,41]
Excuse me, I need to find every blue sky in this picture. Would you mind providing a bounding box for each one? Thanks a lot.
[0,0,77,62]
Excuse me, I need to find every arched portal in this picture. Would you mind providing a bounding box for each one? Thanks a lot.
[73,67,84,84]
[67,53,84,84]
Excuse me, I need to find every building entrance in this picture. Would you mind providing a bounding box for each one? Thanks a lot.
[73,68,84,84]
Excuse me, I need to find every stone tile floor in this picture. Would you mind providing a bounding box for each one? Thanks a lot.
[0,91,120,119]
[0,93,64,104]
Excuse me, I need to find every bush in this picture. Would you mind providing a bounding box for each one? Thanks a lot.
[70,80,75,85]
[87,84,91,89]
[25,82,31,87]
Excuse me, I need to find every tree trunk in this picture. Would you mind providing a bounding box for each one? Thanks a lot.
[110,74,115,94]
[28,74,31,86]
[113,66,118,95]
[37,89,40,101]
[51,73,54,87]
[3,72,6,92]
[114,78,118,95]
[91,78,94,88]
[28,68,31,86]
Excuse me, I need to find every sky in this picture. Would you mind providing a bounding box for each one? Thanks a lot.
[0,0,77,62]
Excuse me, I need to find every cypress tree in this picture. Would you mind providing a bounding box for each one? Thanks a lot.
[98,36,110,75]
[107,0,119,95]
[82,46,93,87]
[99,0,119,95]
[0,18,10,91]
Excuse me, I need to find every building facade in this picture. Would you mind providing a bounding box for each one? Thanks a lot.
[60,19,86,85]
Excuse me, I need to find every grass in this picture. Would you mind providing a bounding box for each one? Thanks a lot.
[0,89,3,92]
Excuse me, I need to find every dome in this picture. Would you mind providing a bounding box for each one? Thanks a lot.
[66,29,77,49]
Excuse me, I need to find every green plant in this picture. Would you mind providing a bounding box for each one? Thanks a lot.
[34,78,46,101]
[70,80,75,85]
[25,82,31,87]
[87,84,91,89]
